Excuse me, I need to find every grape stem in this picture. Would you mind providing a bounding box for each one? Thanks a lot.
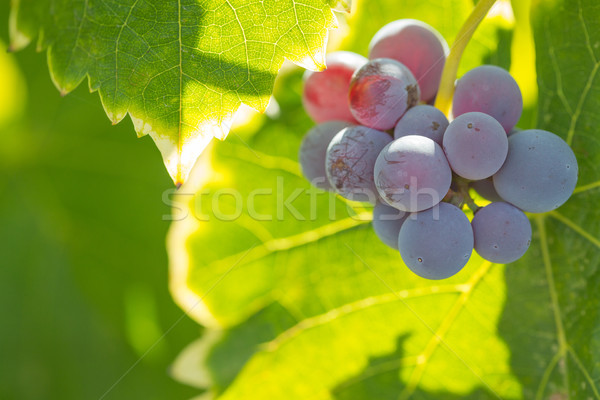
[445,177,480,213]
[444,189,464,208]
[434,0,497,116]
[456,176,480,213]
[461,189,480,214]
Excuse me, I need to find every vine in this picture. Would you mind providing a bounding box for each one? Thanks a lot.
[434,0,498,116]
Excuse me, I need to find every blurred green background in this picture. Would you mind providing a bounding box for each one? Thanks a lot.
[0,3,200,399]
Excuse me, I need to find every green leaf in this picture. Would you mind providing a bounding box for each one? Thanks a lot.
[168,79,520,399]
[498,0,600,398]
[168,0,600,399]
[8,0,343,184]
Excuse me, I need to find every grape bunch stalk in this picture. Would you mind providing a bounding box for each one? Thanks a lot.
[299,18,578,280]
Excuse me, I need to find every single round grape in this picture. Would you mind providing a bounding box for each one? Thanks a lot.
[302,51,368,123]
[470,178,504,203]
[372,201,409,250]
[472,202,532,264]
[299,121,353,190]
[326,126,392,203]
[374,135,452,212]
[493,129,578,213]
[442,112,508,180]
[369,19,448,103]
[452,65,523,133]
[398,202,473,280]
[394,105,449,145]
[349,58,420,131]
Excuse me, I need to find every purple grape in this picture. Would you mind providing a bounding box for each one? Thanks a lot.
[349,58,420,131]
[299,121,353,190]
[369,19,448,103]
[398,202,473,280]
[372,202,409,250]
[442,112,508,180]
[470,178,504,203]
[326,126,392,203]
[472,202,532,264]
[452,65,523,133]
[493,129,578,213]
[302,51,368,124]
[374,135,452,212]
[394,105,449,145]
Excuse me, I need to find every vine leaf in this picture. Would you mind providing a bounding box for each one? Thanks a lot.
[497,0,600,398]
[8,0,346,184]
[167,98,521,399]
[170,0,595,398]
[164,2,532,398]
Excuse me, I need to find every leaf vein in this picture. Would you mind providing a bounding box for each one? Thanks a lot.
[568,345,600,399]
[61,0,89,91]
[399,261,499,400]
[205,214,372,276]
[566,61,599,146]
[535,350,563,400]
[548,211,600,250]
[266,284,465,351]
[574,180,600,195]
[537,215,570,396]
[545,19,574,117]
[578,0,598,64]
[113,0,140,119]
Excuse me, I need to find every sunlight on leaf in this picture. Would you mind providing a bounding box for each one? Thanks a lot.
[165,0,600,399]
[166,2,526,397]
[168,114,521,398]
[9,0,344,184]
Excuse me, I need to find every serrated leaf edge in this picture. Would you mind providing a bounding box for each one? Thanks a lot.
[8,1,344,184]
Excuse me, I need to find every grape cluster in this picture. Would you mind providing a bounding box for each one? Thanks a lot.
[299,19,579,280]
